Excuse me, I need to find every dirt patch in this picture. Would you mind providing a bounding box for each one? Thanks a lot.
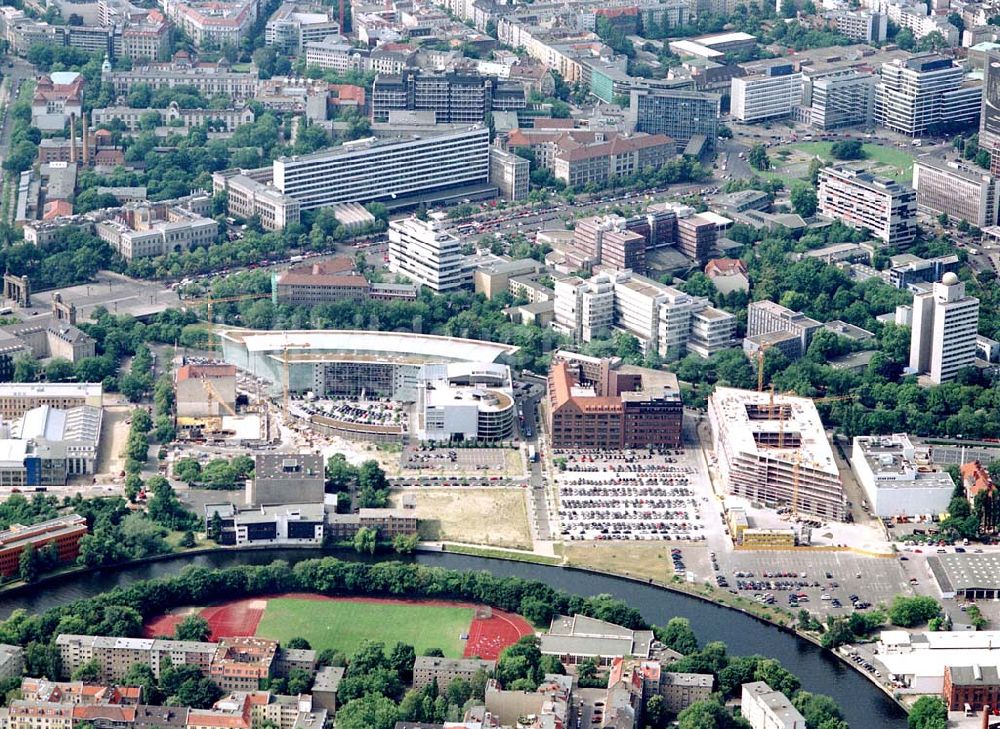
[96,406,132,478]
[391,488,533,550]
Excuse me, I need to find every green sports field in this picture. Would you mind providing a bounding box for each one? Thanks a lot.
[254,598,475,657]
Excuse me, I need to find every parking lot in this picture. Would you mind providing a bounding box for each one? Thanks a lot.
[715,550,914,615]
[553,448,712,542]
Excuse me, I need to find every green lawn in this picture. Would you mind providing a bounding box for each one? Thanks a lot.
[254,598,475,657]
[786,141,915,182]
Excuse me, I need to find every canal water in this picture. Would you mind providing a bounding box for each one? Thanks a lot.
[1,549,906,728]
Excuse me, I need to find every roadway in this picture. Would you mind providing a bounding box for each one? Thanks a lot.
[0,58,36,223]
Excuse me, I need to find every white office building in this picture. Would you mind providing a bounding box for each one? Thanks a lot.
[709,388,845,521]
[553,274,615,343]
[740,682,806,729]
[272,125,491,210]
[806,70,876,130]
[909,272,980,383]
[731,66,804,123]
[850,433,956,518]
[817,166,917,247]
[912,156,1000,228]
[388,215,472,292]
[875,54,982,136]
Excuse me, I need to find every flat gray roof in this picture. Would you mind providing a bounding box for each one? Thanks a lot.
[929,553,1000,593]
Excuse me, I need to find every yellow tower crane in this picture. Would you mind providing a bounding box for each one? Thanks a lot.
[763,392,858,518]
[199,375,237,417]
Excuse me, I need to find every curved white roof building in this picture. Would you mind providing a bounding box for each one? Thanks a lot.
[220,328,518,400]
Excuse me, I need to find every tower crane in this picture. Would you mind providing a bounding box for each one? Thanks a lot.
[180,292,272,350]
[762,391,858,518]
[199,375,237,417]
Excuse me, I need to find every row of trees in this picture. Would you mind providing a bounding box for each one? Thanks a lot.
[0,557,853,728]
[173,456,255,490]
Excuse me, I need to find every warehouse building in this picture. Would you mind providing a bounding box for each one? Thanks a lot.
[850,433,955,518]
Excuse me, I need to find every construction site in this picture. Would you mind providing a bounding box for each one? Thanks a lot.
[708,386,848,524]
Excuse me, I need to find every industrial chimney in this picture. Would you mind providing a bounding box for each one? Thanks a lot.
[69,113,77,164]
[82,112,90,166]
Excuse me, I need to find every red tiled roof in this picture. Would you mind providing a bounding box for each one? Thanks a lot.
[549,361,621,414]
[73,706,137,722]
[961,460,995,499]
[705,258,747,277]
[44,200,74,219]
[595,6,638,16]
[555,133,674,163]
[177,364,237,382]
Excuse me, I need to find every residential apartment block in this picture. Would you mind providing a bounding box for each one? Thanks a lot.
[743,300,823,361]
[55,636,306,693]
[388,215,472,292]
[161,0,260,47]
[553,274,615,342]
[264,2,339,53]
[913,156,999,227]
[564,209,677,272]
[272,125,491,211]
[830,9,887,43]
[817,167,917,247]
[740,682,806,729]
[553,271,735,360]
[909,272,980,384]
[412,657,496,691]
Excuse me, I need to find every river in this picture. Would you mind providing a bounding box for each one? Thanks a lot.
[0,549,907,728]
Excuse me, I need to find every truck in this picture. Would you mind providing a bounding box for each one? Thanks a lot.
[527,445,538,463]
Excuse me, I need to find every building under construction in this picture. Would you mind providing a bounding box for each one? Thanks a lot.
[708,386,846,521]
[174,361,264,443]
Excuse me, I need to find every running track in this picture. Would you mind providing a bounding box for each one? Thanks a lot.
[143,594,533,659]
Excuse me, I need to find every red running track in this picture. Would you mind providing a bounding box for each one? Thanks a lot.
[463,609,534,660]
[143,594,534,657]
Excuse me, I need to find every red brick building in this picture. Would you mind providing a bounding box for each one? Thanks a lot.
[943,665,1000,712]
[0,515,87,577]
[546,356,682,449]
